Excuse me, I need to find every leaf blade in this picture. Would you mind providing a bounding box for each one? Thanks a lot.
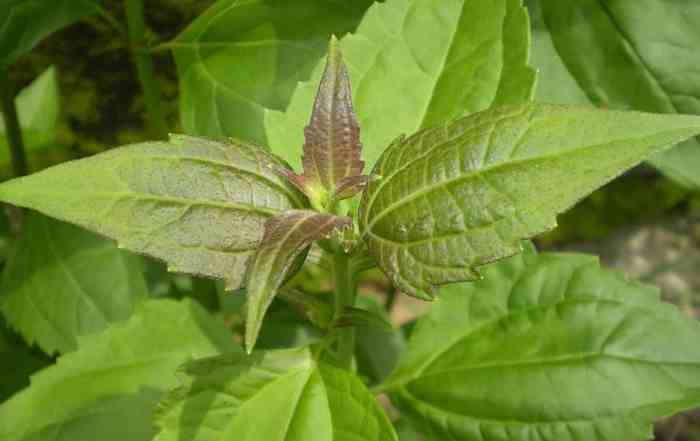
[0,135,307,290]
[1,213,148,355]
[386,251,700,441]
[359,103,700,297]
[245,210,351,352]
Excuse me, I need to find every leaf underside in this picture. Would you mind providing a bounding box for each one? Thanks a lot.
[387,250,700,441]
[359,103,700,298]
[245,210,351,353]
[0,135,306,290]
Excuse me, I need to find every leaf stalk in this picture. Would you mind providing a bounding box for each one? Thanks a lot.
[333,249,356,369]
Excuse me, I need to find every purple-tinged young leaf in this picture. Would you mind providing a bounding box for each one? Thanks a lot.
[333,175,375,201]
[301,36,364,195]
[245,210,352,353]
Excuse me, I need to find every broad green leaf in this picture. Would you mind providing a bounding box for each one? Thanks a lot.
[0,0,100,67]
[245,210,351,352]
[0,66,60,169]
[0,135,307,290]
[358,103,700,298]
[536,0,700,188]
[266,0,536,171]
[154,347,397,441]
[384,251,700,441]
[0,298,238,441]
[171,0,376,144]
[1,213,147,355]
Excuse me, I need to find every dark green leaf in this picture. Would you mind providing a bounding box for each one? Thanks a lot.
[266,0,536,171]
[171,0,376,144]
[535,0,700,188]
[245,210,351,352]
[0,298,239,441]
[1,213,147,354]
[154,347,397,441]
[0,324,50,403]
[384,251,700,441]
[0,135,306,290]
[0,0,100,67]
[359,103,700,298]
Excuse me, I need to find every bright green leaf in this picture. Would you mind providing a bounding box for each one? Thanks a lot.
[0,298,238,441]
[536,0,700,188]
[358,103,700,298]
[154,347,397,441]
[245,210,351,353]
[1,213,147,355]
[266,0,536,171]
[384,251,700,441]
[0,135,307,290]
[171,0,376,144]
[0,66,60,169]
[0,0,100,67]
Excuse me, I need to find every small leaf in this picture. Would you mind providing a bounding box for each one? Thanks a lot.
[266,0,536,171]
[1,213,148,355]
[358,103,700,298]
[0,0,99,67]
[0,66,60,170]
[384,251,700,441]
[0,135,307,290]
[0,298,238,441]
[154,347,397,441]
[301,36,364,195]
[171,0,376,144]
[333,174,374,201]
[245,210,351,353]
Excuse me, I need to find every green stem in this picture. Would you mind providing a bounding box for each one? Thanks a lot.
[124,0,168,139]
[333,250,356,369]
[0,68,28,177]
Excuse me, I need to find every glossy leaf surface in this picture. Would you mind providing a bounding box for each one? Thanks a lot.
[0,135,306,290]
[1,213,147,355]
[359,103,700,298]
[300,36,363,193]
[0,0,99,67]
[154,347,396,441]
[245,210,351,352]
[386,251,700,441]
[172,0,375,144]
[535,0,700,188]
[0,299,238,441]
[266,0,536,171]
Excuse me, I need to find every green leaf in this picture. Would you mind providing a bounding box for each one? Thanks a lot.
[384,251,700,441]
[1,213,147,355]
[154,347,397,441]
[0,298,238,441]
[171,0,376,144]
[354,296,406,385]
[0,135,307,290]
[0,0,100,67]
[245,210,351,353]
[535,0,700,188]
[266,0,536,171]
[358,103,700,298]
[0,66,60,169]
[0,324,50,403]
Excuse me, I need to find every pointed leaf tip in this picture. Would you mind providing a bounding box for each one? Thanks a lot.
[301,37,364,198]
[244,210,352,353]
